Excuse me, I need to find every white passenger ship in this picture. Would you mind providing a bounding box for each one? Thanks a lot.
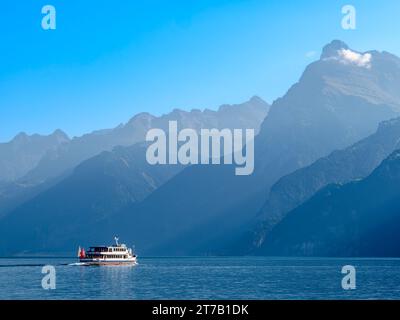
[78,237,137,266]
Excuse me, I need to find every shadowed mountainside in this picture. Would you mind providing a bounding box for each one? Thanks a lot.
[258,149,400,257]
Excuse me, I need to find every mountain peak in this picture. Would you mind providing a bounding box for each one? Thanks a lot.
[377,118,400,132]
[12,132,29,142]
[321,40,349,59]
[249,95,266,105]
[127,112,155,125]
[52,129,69,141]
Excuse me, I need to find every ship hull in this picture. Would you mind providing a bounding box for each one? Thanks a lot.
[79,258,137,266]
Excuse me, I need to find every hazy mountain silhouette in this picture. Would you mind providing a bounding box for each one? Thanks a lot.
[108,40,400,255]
[258,149,400,257]
[0,97,268,218]
[21,96,268,186]
[0,130,69,182]
[0,143,185,254]
[245,117,400,252]
[2,40,400,256]
[0,98,269,254]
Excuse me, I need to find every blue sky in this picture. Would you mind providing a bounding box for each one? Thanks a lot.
[1,0,400,142]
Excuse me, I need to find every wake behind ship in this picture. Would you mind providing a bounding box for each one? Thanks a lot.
[78,237,137,266]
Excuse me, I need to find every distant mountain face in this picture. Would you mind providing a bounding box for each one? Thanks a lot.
[258,149,400,257]
[0,130,69,182]
[108,40,400,255]
[243,40,400,253]
[248,117,400,251]
[0,97,268,217]
[0,143,185,254]
[21,96,269,186]
[0,97,269,255]
[2,40,400,256]
[254,40,400,185]
[0,177,64,220]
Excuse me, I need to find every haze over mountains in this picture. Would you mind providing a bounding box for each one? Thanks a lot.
[0,97,269,254]
[111,40,400,255]
[249,117,400,252]
[259,149,400,257]
[0,130,69,182]
[16,96,269,186]
[2,40,400,256]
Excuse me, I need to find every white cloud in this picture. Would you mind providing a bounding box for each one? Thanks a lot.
[337,49,372,68]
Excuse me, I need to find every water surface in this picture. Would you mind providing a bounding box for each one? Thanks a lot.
[0,257,399,300]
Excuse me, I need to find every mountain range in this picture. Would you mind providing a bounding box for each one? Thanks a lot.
[2,40,400,256]
[16,96,269,186]
[258,149,400,256]
[0,97,269,254]
[0,130,69,182]
[247,117,400,252]
[111,40,400,255]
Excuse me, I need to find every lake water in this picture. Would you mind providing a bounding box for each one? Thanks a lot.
[0,257,399,300]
